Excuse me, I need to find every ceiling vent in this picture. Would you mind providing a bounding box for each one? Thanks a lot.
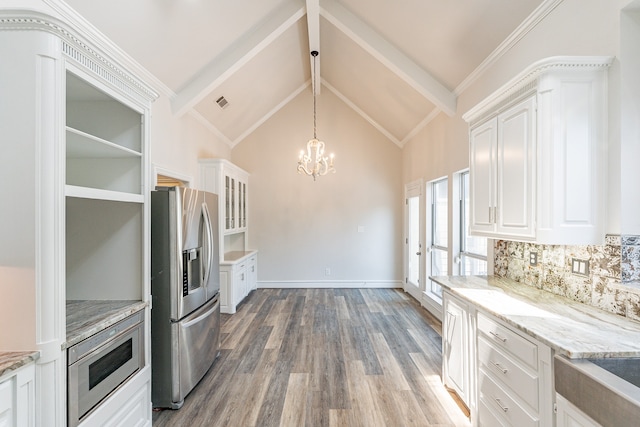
[216,96,229,109]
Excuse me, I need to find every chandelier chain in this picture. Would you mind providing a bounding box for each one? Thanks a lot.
[312,51,317,140]
[297,50,335,180]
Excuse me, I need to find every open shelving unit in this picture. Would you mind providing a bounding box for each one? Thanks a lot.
[65,69,147,302]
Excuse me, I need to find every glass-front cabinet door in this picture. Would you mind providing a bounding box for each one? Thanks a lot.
[222,171,247,233]
[225,176,230,230]
[230,176,236,229]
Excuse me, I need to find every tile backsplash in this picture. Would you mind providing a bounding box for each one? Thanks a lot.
[494,235,640,322]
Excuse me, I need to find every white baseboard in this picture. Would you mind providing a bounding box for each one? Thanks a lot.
[258,280,402,289]
[421,291,443,322]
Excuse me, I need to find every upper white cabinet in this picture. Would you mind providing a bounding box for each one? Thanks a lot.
[464,57,612,244]
[199,159,250,261]
[470,96,536,240]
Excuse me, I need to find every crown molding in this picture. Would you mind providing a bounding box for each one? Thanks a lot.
[454,0,566,96]
[322,79,402,148]
[41,0,170,98]
[187,110,234,148]
[231,81,309,148]
[462,55,614,124]
[400,108,442,147]
[0,7,160,103]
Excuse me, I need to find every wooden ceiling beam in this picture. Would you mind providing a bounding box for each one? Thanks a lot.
[320,0,457,116]
[171,0,305,117]
[305,0,321,95]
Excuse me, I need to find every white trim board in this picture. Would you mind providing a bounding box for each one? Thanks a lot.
[258,280,402,289]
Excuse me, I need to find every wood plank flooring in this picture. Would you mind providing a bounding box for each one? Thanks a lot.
[152,288,470,427]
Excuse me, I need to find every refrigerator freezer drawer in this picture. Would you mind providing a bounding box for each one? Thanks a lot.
[171,294,220,406]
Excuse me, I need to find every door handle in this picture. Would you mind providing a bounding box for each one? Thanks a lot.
[201,202,214,290]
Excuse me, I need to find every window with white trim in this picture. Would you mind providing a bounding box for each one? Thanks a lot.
[460,171,487,275]
[427,178,448,300]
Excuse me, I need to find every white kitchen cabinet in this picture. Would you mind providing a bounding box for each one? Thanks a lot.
[200,159,250,262]
[442,291,474,409]
[556,394,602,427]
[220,252,258,314]
[464,57,612,244]
[78,366,151,427]
[0,12,156,426]
[0,361,35,427]
[442,291,555,427]
[476,312,553,427]
[469,97,536,240]
[248,255,258,292]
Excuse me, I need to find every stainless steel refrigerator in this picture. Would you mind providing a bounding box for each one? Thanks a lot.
[150,186,221,409]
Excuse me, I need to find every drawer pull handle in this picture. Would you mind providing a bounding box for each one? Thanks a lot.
[489,331,507,342]
[490,360,508,374]
[494,397,509,412]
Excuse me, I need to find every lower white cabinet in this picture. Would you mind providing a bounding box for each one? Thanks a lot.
[443,291,473,408]
[79,366,151,427]
[442,293,555,427]
[556,394,601,427]
[220,251,258,314]
[476,312,553,427]
[0,362,35,427]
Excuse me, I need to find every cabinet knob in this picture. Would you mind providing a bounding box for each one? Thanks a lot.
[416,251,422,256]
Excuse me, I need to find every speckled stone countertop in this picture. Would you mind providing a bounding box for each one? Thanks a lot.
[65,300,147,349]
[222,250,257,265]
[432,275,640,359]
[0,351,39,378]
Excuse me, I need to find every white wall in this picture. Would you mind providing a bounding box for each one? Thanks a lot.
[232,86,403,287]
[150,97,231,186]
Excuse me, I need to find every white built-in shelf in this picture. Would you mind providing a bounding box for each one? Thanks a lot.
[65,185,144,203]
[66,127,142,159]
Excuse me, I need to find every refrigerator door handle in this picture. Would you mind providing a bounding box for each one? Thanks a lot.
[201,201,214,293]
[180,294,219,328]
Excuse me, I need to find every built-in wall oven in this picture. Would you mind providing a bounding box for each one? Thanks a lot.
[67,311,144,427]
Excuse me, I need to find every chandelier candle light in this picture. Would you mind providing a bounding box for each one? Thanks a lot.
[297,50,335,181]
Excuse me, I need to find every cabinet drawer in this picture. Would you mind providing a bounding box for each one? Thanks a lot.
[478,371,538,427]
[478,336,539,410]
[478,399,510,427]
[477,312,537,370]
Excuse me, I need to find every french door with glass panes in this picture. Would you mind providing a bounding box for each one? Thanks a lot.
[404,180,424,301]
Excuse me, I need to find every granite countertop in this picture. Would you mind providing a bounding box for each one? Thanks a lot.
[432,275,640,359]
[222,250,257,265]
[0,351,39,379]
[65,300,147,349]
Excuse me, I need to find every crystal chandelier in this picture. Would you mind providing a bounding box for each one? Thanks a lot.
[297,50,335,181]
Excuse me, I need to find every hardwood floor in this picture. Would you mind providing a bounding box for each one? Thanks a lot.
[152,288,470,427]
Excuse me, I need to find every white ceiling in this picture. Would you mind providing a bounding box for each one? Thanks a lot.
[62,0,548,147]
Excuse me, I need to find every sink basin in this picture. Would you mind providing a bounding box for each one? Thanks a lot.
[587,357,640,388]
[555,355,640,427]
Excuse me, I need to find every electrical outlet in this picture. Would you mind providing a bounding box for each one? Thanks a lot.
[325,268,331,276]
[571,258,589,276]
[529,251,538,266]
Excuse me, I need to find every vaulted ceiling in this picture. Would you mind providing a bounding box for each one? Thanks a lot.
[62,0,548,147]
